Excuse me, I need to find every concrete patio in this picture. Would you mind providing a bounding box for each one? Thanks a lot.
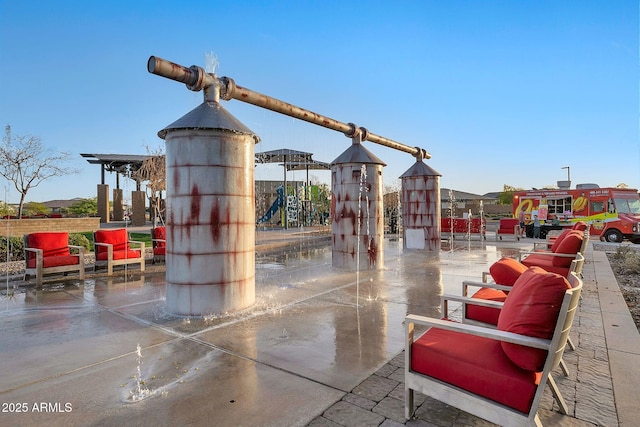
[1,231,638,426]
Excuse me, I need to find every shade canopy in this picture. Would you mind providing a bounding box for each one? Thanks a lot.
[280,160,330,172]
[255,148,313,164]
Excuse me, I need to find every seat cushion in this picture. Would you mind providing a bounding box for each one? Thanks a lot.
[41,255,80,268]
[552,231,582,267]
[467,287,507,325]
[96,249,141,261]
[497,267,571,371]
[153,247,166,256]
[521,254,570,276]
[411,327,540,414]
[489,257,527,286]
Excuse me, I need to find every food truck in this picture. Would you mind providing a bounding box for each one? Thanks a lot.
[513,184,640,243]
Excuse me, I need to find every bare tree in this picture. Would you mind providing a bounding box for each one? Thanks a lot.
[0,125,78,218]
[134,144,166,227]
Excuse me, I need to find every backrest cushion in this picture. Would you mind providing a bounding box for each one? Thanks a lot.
[549,229,571,252]
[572,221,588,231]
[153,226,166,248]
[500,218,518,230]
[94,229,129,255]
[497,266,571,371]
[27,232,70,259]
[489,257,528,286]
[552,231,583,267]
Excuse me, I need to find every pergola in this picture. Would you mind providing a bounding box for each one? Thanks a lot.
[80,153,153,190]
[81,153,155,224]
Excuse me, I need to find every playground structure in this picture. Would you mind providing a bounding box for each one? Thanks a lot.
[255,149,331,228]
[256,183,330,227]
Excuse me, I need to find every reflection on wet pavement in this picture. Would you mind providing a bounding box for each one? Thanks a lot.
[0,238,526,426]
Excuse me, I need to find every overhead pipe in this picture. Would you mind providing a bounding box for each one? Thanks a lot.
[148,56,431,160]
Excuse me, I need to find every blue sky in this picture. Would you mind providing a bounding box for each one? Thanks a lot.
[0,1,638,204]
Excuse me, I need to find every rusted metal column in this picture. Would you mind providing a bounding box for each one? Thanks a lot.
[400,157,442,251]
[331,133,385,270]
[158,85,259,316]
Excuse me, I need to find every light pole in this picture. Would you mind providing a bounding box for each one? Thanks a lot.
[561,166,570,182]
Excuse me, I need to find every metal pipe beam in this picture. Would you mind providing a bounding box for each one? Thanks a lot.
[148,55,431,160]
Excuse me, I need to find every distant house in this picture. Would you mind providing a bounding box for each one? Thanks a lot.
[41,198,85,213]
[441,188,500,216]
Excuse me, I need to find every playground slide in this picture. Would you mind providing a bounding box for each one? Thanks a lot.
[257,186,285,224]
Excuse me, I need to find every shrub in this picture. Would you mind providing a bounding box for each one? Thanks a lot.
[69,233,91,254]
[613,245,634,261]
[622,250,640,275]
[0,236,25,262]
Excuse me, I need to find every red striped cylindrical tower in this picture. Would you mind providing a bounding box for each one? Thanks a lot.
[158,99,259,316]
[331,139,386,270]
[400,161,442,251]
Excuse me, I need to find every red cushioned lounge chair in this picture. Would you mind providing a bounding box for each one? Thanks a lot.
[93,229,145,276]
[517,230,584,276]
[23,232,85,286]
[459,255,583,366]
[405,268,582,426]
[495,217,520,241]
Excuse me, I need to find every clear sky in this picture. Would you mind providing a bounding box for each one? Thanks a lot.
[0,1,638,204]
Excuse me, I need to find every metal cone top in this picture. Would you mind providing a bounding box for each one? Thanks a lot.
[331,142,386,166]
[157,101,260,143]
[400,160,441,178]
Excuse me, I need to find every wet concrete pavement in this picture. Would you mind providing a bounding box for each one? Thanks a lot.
[1,231,638,426]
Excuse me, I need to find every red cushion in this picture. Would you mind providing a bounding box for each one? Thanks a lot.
[572,221,587,231]
[94,229,129,256]
[489,257,528,286]
[521,254,571,276]
[552,231,582,267]
[467,287,507,325]
[27,232,70,257]
[153,247,166,256]
[26,232,71,267]
[153,227,166,248]
[96,249,141,261]
[42,255,80,268]
[411,327,540,414]
[549,230,571,252]
[497,267,571,371]
[497,218,518,233]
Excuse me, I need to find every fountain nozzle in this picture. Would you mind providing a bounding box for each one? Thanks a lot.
[148,56,219,93]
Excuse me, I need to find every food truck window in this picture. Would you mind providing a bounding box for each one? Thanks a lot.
[591,201,605,213]
[548,197,572,214]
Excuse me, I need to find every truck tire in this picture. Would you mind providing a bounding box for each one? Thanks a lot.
[603,229,624,243]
